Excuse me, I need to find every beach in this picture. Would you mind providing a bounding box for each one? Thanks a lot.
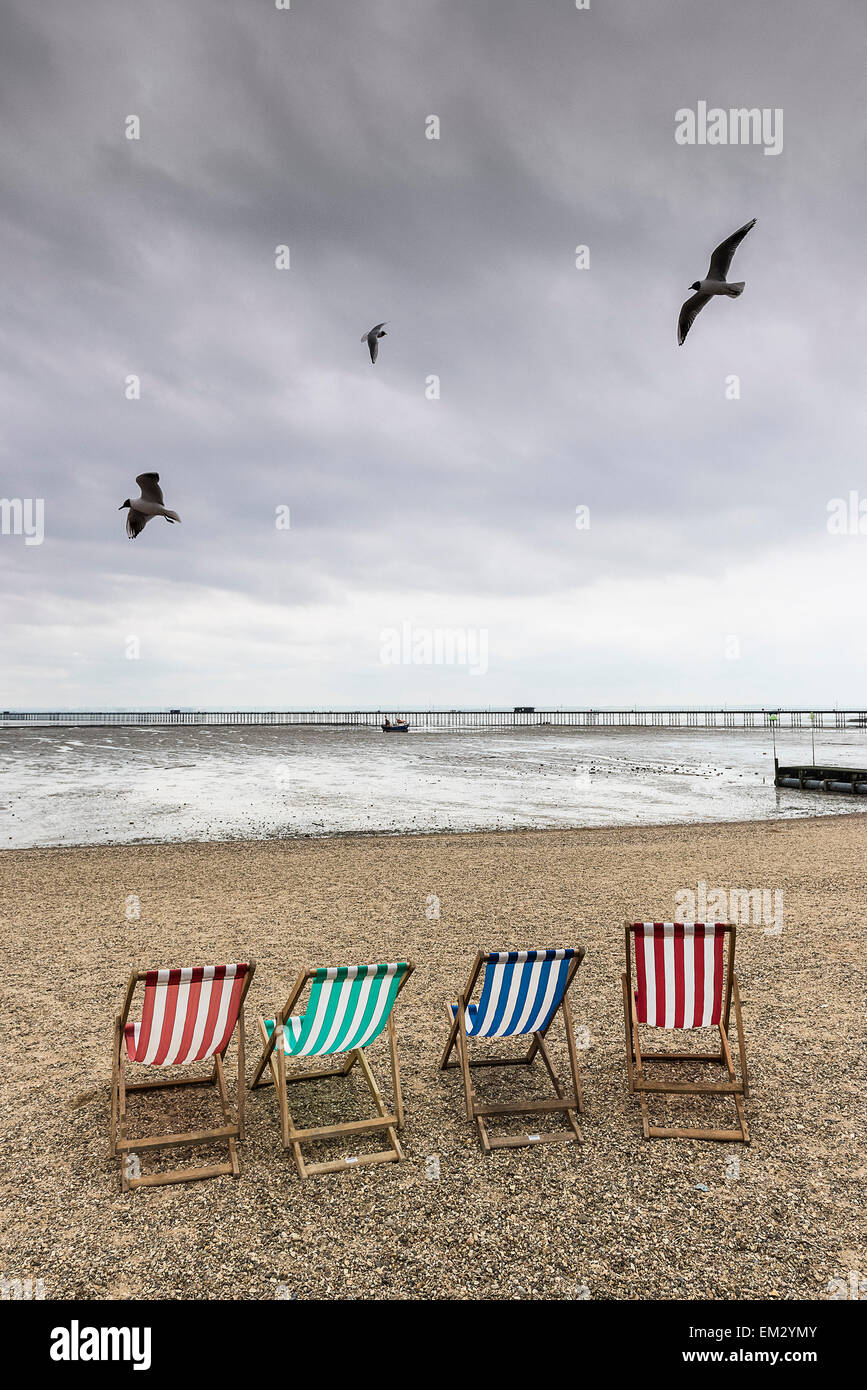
[1,814,864,1301]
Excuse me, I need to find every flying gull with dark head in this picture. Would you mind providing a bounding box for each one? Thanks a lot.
[362,322,388,363]
[119,473,182,539]
[678,219,756,345]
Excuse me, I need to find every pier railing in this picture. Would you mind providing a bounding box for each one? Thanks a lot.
[1,709,865,730]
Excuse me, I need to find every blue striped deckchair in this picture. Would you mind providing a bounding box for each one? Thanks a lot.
[439,947,586,1152]
[250,961,414,1177]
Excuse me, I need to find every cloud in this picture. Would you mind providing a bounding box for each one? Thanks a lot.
[1,0,865,705]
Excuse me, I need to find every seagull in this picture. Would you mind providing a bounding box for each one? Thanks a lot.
[677,219,756,345]
[119,473,181,539]
[362,322,388,363]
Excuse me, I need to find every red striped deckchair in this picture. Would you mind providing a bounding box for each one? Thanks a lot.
[250,960,414,1178]
[438,947,587,1152]
[623,923,749,1141]
[110,960,256,1190]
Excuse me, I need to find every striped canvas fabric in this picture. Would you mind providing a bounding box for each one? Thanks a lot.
[265,962,409,1058]
[632,923,726,1029]
[451,948,576,1038]
[125,963,249,1066]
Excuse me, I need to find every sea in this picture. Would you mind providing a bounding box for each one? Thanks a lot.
[1,723,866,849]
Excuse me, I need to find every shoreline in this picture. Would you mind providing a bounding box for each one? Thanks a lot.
[3,805,867,857]
[1,813,864,1299]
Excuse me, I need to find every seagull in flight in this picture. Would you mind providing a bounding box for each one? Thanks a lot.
[362,322,388,363]
[677,219,756,345]
[119,473,182,539]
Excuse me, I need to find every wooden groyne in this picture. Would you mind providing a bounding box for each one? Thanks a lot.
[2,708,866,730]
[774,760,867,794]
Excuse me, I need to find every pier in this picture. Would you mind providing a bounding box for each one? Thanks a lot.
[1,709,866,730]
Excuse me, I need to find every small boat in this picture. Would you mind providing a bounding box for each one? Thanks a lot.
[382,716,409,733]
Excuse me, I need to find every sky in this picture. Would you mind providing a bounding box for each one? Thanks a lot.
[2,0,866,710]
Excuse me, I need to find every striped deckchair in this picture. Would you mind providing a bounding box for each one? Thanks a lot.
[250,960,414,1178]
[438,947,586,1152]
[110,960,256,1191]
[623,923,749,1142]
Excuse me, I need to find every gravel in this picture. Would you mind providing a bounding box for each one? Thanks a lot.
[0,815,864,1300]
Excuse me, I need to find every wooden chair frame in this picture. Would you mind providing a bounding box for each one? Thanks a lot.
[623,922,750,1142]
[250,962,414,1178]
[109,960,256,1191]
[439,947,586,1152]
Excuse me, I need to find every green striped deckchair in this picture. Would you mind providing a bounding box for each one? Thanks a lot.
[250,961,414,1177]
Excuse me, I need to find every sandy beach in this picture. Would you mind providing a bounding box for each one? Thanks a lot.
[1,814,864,1301]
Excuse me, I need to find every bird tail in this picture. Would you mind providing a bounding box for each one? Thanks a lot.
[164,511,181,524]
[725,281,745,297]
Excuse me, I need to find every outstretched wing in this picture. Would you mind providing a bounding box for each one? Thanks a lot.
[135,472,164,505]
[370,322,387,334]
[678,291,711,345]
[126,508,148,539]
[707,218,756,281]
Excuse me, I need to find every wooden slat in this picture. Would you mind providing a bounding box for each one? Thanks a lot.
[451,1055,534,1068]
[128,1162,235,1188]
[286,1114,396,1143]
[647,1125,747,1142]
[303,1150,399,1176]
[634,1079,744,1095]
[124,1073,217,1092]
[117,1124,237,1152]
[638,1051,725,1064]
[283,1064,351,1084]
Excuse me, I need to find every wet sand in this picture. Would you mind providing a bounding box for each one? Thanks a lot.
[4,722,867,849]
[0,815,864,1300]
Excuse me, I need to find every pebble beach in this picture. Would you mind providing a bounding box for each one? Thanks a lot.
[0,814,864,1301]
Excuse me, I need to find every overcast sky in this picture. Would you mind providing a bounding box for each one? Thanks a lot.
[2,0,866,709]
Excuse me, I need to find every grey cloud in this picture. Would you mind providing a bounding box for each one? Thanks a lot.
[1,0,866,702]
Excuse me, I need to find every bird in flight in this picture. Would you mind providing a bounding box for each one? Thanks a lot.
[362,322,388,363]
[677,219,756,345]
[119,473,182,539]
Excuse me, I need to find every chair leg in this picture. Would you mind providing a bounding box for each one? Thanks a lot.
[719,1022,750,1144]
[215,1054,241,1177]
[629,992,651,1139]
[456,1004,475,1122]
[561,992,585,1117]
[237,1007,246,1142]
[274,1026,291,1152]
[438,1011,460,1071]
[622,972,636,1093]
[117,1044,131,1191]
[255,1018,309,1177]
[357,1048,404,1161]
[534,1033,582,1143]
[109,1018,120,1157]
[387,1013,405,1130]
[732,976,750,1099]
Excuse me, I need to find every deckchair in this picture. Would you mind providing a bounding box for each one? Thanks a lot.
[439,947,586,1151]
[250,960,414,1178]
[110,960,255,1191]
[623,922,749,1141]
